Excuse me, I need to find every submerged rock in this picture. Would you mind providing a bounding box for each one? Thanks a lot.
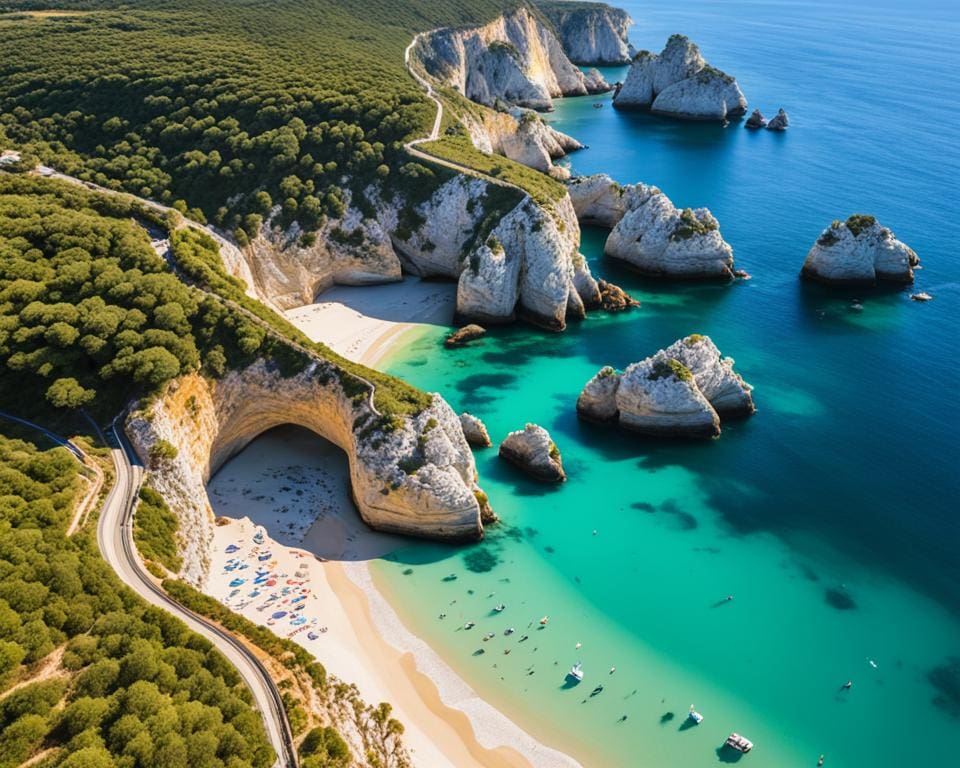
[801,215,919,285]
[567,174,736,279]
[745,108,766,129]
[766,108,789,131]
[613,35,747,121]
[460,413,493,448]
[597,279,640,311]
[445,324,487,348]
[499,424,566,482]
[577,335,754,438]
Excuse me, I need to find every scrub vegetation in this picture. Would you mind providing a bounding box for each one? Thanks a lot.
[0,430,276,768]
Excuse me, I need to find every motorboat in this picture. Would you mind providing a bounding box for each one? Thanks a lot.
[687,705,703,725]
[566,662,584,683]
[464,621,475,630]
[494,603,505,612]
[724,733,753,753]
[539,616,549,626]
[504,628,515,636]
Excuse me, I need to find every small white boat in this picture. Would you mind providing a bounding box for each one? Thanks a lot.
[539,615,549,626]
[464,621,475,630]
[688,705,703,725]
[494,603,505,612]
[566,662,584,683]
[504,627,515,636]
[724,733,753,753]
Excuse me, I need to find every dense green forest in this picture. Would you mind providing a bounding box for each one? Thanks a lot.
[0,174,308,415]
[0,174,431,420]
[0,0,519,238]
[0,430,276,767]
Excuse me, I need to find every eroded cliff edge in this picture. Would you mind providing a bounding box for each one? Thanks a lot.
[536,1,636,65]
[127,360,490,585]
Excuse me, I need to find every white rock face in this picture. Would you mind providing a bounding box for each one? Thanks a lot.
[576,366,621,422]
[126,362,489,585]
[537,2,636,65]
[460,413,493,448]
[567,174,735,278]
[578,334,754,438]
[499,423,566,482]
[499,112,583,176]
[613,35,747,121]
[617,357,721,438]
[660,336,755,416]
[240,194,402,310]
[417,7,609,110]
[801,216,919,285]
[393,176,593,330]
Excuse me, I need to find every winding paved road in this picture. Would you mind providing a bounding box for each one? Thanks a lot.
[99,419,298,768]
[0,410,297,768]
[402,32,526,194]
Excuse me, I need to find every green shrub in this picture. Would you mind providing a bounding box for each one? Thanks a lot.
[133,486,183,573]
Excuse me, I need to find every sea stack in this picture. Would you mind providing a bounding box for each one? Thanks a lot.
[612,35,747,121]
[577,335,755,439]
[801,215,919,285]
[567,174,736,279]
[460,413,493,447]
[499,424,566,482]
[745,109,766,129]
[766,108,789,130]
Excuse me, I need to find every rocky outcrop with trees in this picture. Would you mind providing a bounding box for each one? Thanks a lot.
[613,34,747,120]
[801,215,919,285]
[567,174,737,279]
[577,335,754,438]
[499,423,566,481]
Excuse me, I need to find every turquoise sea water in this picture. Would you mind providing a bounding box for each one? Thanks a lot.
[371,1,960,765]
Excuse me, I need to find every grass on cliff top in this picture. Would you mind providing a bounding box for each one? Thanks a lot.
[416,130,565,207]
[0,0,521,238]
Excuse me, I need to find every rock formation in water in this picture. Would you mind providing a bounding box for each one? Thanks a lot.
[499,423,566,482]
[567,174,736,279]
[127,361,490,585]
[745,108,766,129]
[460,413,493,447]
[445,324,487,348]
[536,1,636,65]
[500,111,583,179]
[612,35,747,121]
[766,108,789,131]
[597,279,640,311]
[801,215,919,285]
[577,335,754,438]
[415,7,610,111]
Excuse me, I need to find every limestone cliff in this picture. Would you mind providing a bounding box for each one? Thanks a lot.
[126,361,488,585]
[394,175,598,330]
[567,174,736,279]
[613,35,747,121]
[461,108,582,180]
[238,192,402,311]
[537,1,636,65]
[577,335,754,438]
[415,7,609,111]
[801,215,918,285]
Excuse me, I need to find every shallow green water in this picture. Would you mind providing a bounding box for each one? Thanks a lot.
[370,1,959,764]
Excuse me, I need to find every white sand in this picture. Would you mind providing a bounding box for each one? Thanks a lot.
[285,277,456,362]
[201,282,582,768]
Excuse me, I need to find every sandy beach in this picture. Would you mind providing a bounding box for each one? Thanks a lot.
[285,277,456,361]
[201,280,581,768]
